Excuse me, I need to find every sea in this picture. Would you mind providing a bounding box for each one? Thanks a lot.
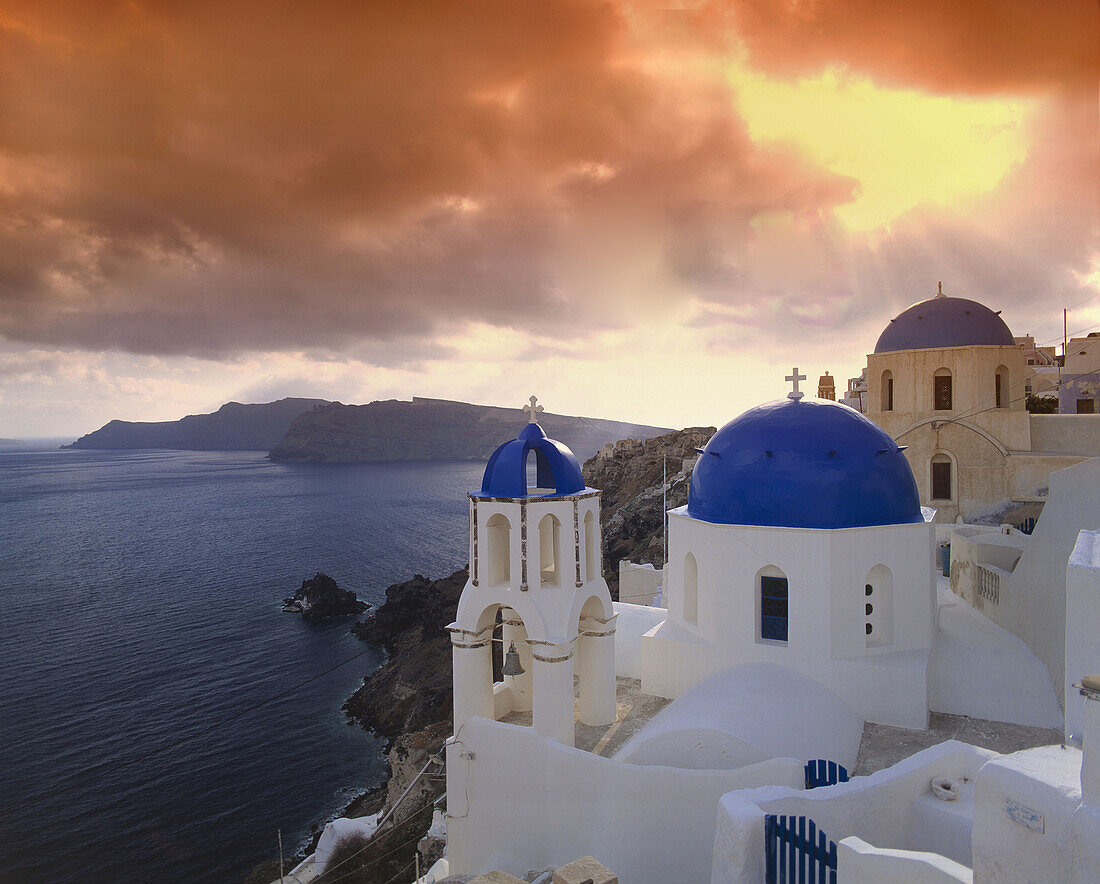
[0,443,482,883]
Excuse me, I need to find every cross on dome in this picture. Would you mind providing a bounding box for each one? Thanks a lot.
[524,395,544,424]
[785,368,807,400]
[935,281,946,298]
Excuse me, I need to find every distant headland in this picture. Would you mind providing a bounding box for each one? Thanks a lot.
[63,396,671,463]
[63,398,329,451]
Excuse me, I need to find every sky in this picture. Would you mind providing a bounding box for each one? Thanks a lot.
[0,1,1097,438]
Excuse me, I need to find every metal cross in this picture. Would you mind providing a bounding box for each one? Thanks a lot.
[785,368,806,400]
[524,395,544,423]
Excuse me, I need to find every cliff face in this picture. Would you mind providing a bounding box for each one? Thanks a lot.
[582,427,715,596]
[268,397,670,464]
[64,398,328,451]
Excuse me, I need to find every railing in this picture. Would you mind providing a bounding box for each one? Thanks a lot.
[977,566,1001,606]
[765,814,837,883]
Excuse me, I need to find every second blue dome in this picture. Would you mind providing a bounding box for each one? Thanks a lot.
[688,398,922,529]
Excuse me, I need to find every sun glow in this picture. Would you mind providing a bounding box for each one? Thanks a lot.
[728,62,1037,232]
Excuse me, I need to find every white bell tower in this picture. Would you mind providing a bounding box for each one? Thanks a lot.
[448,398,617,746]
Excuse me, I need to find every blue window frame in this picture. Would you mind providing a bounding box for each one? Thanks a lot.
[761,575,788,642]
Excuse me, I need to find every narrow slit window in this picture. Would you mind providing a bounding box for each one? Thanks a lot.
[760,575,788,642]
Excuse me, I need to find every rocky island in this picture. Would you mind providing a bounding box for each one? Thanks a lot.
[64,397,328,451]
[268,397,670,464]
[282,573,369,620]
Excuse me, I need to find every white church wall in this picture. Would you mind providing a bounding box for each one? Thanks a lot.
[643,513,932,728]
[445,717,804,883]
[952,459,1100,708]
[972,744,1082,883]
[615,663,865,771]
[710,742,995,883]
[837,838,973,883]
[610,601,666,679]
[618,561,664,606]
[1066,530,1100,743]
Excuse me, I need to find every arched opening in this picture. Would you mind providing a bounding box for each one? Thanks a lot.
[485,513,511,587]
[864,564,894,647]
[757,565,789,643]
[538,513,562,588]
[881,369,894,411]
[933,368,953,411]
[995,365,1009,408]
[682,553,698,625]
[525,448,556,492]
[930,452,953,501]
[575,595,615,727]
[584,509,597,582]
[496,606,533,719]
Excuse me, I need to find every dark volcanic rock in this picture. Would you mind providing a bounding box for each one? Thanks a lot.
[64,397,328,451]
[582,427,715,597]
[345,569,467,740]
[268,396,670,464]
[285,573,368,620]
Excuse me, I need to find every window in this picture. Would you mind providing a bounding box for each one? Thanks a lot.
[1079,399,1096,415]
[931,454,952,500]
[760,574,788,642]
[683,553,698,625]
[486,514,511,586]
[933,370,952,411]
[995,365,1009,408]
[584,510,597,582]
[881,370,894,412]
[538,513,561,588]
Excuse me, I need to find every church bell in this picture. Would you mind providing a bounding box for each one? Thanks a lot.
[502,641,525,677]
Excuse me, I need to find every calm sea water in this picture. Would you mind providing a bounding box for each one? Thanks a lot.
[0,445,480,883]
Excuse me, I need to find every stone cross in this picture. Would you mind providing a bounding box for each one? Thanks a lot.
[786,368,806,400]
[524,395,544,423]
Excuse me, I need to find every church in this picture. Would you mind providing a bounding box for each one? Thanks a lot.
[860,285,1100,523]
[426,293,1100,883]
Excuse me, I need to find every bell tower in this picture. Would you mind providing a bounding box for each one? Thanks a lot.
[448,398,616,746]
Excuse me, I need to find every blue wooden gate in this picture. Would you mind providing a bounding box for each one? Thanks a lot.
[804,759,850,789]
[764,814,837,884]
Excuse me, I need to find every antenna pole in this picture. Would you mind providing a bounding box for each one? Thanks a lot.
[663,454,668,566]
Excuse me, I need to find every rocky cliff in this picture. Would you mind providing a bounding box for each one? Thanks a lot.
[65,398,328,451]
[583,427,715,595]
[268,397,670,464]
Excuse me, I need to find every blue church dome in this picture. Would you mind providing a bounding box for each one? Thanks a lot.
[477,422,586,498]
[874,294,1014,354]
[688,398,921,529]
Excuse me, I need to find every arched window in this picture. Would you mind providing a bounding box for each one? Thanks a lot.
[584,510,597,582]
[538,513,561,588]
[881,369,894,412]
[933,368,953,411]
[864,564,894,647]
[486,514,511,586]
[757,566,789,642]
[931,453,953,501]
[995,365,1009,408]
[683,553,698,625]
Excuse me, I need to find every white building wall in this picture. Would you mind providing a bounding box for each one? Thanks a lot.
[642,513,933,728]
[445,717,804,883]
[710,742,995,883]
[1066,529,1100,743]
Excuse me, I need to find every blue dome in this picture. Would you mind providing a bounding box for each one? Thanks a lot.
[874,295,1014,353]
[477,422,586,498]
[688,398,921,529]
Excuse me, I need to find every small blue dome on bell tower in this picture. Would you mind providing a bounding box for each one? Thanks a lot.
[476,397,586,498]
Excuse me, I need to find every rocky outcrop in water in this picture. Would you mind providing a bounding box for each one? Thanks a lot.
[268,397,670,464]
[283,573,369,620]
[65,398,328,451]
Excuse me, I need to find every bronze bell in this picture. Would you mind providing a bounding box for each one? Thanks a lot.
[502,641,525,677]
